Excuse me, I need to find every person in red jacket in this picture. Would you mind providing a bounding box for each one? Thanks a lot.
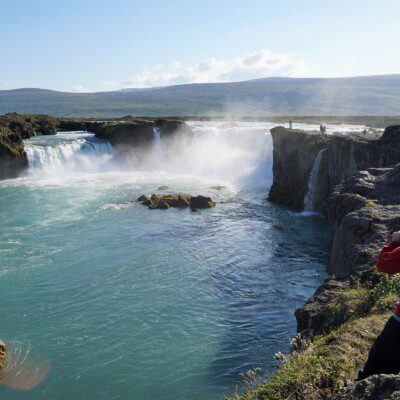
[358,231,400,380]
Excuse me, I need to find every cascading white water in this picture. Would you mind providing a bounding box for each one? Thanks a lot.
[24,132,114,176]
[303,149,325,212]
[153,127,163,162]
[142,121,273,185]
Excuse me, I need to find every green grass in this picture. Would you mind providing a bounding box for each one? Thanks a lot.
[236,314,389,400]
[233,273,400,400]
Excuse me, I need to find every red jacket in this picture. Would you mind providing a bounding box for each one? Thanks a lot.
[376,241,400,317]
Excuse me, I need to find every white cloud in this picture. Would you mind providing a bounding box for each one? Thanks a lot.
[122,50,306,88]
[71,84,87,93]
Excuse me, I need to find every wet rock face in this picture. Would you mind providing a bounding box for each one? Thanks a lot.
[268,125,400,213]
[154,119,191,137]
[0,113,57,180]
[334,374,400,399]
[94,121,155,148]
[0,339,6,369]
[268,127,330,209]
[326,165,400,278]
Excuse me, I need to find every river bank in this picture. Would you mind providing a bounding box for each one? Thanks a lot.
[239,126,400,399]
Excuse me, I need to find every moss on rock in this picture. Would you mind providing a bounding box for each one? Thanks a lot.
[138,193,216,210]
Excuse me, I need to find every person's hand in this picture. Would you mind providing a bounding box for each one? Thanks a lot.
[392,231,400,242]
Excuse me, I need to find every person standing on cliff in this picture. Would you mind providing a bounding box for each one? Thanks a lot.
[358,231,400,380]
[289,118,293,129]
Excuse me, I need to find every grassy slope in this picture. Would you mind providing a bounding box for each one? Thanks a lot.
[235,274,400,400]
[1,76,400,117]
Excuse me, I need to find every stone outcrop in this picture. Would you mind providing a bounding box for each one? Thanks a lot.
[137,193,216,210]
[0,113,57,179]
[295,276,350,337]
[268,127,330,209]
[154,118,191,137]
[334,374,400,400]
[57,119,103,132]
[189,195,216,210]
[268,126,400,212]
[266,125,400,399]
[94,121,155,147]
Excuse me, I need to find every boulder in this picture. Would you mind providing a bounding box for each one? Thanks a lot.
[137,195,148,202]
[295,276,350,337]
[190,195,216,209]
[138,193,215,210]
[334,374,400,399]
[157,185,169,191]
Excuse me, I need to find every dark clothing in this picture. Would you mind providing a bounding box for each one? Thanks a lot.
[358,241,400,380]
[358,316,400,380]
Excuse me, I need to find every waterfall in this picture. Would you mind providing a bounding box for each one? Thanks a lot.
[303,149,325,212]
[153,127,162,159]
[24,133,114,176]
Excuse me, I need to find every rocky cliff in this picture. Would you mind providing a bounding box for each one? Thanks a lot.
[0,113,57,179]
[267,127,330,209]
[268,126,400,212]
[239,126,400,400]
[57,118,192,161]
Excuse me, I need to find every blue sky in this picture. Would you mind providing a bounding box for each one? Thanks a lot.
[1,0,400,92]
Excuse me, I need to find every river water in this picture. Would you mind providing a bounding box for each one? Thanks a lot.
[0,120,346,399]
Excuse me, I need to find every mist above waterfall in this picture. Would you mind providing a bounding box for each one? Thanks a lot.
[23,122,273,188]
[123,121,273,187]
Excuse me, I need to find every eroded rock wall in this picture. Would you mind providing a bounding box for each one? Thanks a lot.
[267,127,330,209]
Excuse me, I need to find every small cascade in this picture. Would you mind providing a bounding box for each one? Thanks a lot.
[303,149,325,212]
[24,133,114,176]
[153,127,163,163]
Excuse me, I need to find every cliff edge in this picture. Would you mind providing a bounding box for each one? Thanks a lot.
[238,126,400,400]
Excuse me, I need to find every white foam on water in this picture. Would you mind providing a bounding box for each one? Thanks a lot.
[24,132,114,178]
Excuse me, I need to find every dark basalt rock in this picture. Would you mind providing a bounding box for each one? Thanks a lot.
[295,276,350,337]
[268,127,331,209]
[189,195,216,209]
[0,113,57,180]
[334,374,400,399]
[138,193,215,210]
[268,125,400,212]
[326,164,400,278]
[57,120,103,132]
[94,121,155,147]
[154,118,191,137]
[380,125,400,143]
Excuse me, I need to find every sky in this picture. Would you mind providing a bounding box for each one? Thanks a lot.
[1,0,400,92]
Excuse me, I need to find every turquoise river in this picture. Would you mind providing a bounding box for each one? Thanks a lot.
[0,120,365,399]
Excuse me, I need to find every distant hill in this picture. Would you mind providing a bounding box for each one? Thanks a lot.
[1,75,400,117]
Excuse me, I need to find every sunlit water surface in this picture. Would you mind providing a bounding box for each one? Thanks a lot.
[0,121,347,399]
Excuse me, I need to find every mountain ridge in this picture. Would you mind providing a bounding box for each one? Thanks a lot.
[1,74,400,117]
